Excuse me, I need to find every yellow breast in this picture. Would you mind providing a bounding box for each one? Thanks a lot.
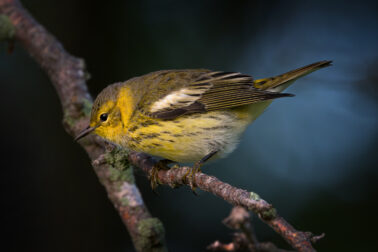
[96,84,272,163]
[122,108,253,163]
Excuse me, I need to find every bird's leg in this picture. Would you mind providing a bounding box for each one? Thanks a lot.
[150,159,173,190]
[183,150,218,193]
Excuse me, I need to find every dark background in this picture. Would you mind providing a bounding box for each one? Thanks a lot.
[1,0,377,251]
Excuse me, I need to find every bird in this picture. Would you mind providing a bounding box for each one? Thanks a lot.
[75,60,332,190]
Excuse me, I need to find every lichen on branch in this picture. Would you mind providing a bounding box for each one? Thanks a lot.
[0,14,14,41]
[0,1,167,251]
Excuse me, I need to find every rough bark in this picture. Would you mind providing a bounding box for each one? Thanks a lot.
[129,152,322,252]
[0,1,167,251]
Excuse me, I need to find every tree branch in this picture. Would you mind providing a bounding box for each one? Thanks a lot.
[0,1,166,251]
[0,1,324,251]
[129,152,323,252]
[208,206,294,252]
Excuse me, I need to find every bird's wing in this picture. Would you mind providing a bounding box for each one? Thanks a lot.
[141,70,292,120]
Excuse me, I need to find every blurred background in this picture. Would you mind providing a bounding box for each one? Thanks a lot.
[1,0,377,251]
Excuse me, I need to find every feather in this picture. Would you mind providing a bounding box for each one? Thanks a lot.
[147,71,292,120]
[253,60,332,91]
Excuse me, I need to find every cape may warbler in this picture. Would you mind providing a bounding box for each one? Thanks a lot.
[76,60,331,189]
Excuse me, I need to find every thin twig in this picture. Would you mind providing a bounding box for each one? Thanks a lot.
[223,206,259,251]
[209,206,295,252]
[129,152,323,252]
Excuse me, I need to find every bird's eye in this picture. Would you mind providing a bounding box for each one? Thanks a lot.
[100,113,108,122]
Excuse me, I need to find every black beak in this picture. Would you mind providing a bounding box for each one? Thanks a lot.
[74,126,96,141]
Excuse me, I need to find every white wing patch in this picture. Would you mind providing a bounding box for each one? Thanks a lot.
[150,87,208,113]
[148,71,251,114]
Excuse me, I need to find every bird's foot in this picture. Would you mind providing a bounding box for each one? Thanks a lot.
[150,159,172,190]
[182,162,202,195]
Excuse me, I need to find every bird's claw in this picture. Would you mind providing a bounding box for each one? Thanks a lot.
[149,159,172,191]
[150,165,160,191]
[182,162,202,195]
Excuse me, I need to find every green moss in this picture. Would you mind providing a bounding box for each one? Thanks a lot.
[63,114,76,128]
[63,98,92,128]
[108,167,121,181]
[120,197,129,206]
[250,191,261,201]
[82,98,93,117]
[260,207,277,220]
[0,15,15,41]
[135,218,167,252]
[249,192,276,220]
[63,99,92,128]
[108,166,134,184]
[105,147,134,184]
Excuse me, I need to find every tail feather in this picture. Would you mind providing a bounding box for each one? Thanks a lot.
[253,60,332,92]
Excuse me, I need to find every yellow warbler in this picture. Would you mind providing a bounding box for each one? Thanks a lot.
[76,60,332,189]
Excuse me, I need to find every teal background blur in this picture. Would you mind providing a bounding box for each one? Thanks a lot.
[1,0,377,251]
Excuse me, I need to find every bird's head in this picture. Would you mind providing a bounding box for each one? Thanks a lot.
[75,83,125,143]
